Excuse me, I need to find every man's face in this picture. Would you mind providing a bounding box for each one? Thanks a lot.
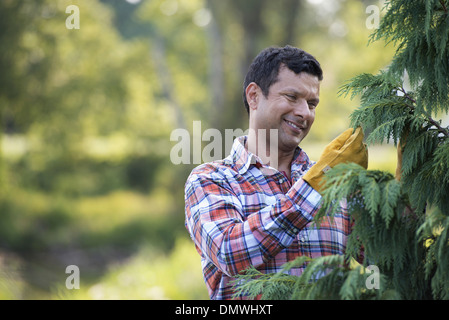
[248,66,320,153]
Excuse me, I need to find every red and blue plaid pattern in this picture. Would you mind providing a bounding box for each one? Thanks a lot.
[185,136,351,300]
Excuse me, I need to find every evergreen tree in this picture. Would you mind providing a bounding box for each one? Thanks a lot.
[233,0,449,300]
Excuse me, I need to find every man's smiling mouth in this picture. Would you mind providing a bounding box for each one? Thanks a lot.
[284,119,305,131]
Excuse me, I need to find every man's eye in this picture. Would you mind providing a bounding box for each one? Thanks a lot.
[285,94,296,101]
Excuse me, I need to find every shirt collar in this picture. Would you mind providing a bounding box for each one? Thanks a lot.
[227,136,312,176]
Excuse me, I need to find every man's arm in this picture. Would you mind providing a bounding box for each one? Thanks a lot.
[184,166,321,277]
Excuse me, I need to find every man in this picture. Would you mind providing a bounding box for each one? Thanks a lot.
[184,45,368,300]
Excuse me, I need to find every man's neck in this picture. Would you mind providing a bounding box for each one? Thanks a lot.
[247,133,295,175]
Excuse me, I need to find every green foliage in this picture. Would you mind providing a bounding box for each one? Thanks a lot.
[233,255,393,300]
[233,164,424,300]
[370,0,449,116]
[319,164,430,299]
[53,238,208,300]
[233,0,449,300]
[340,72,415,145]
[0,186,188,298]
[418,207,449,299]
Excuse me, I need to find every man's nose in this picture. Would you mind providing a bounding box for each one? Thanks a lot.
[293,100,311,118]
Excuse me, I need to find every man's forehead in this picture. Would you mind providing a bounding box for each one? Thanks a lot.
[274,68,320,90]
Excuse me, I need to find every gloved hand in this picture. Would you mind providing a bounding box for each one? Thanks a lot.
[303,127,368,193]
[395,129,409,181]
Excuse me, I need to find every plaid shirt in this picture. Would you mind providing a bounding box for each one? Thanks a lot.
[184,136,351,300]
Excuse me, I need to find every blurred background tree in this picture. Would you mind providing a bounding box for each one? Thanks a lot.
[0,0,395,299]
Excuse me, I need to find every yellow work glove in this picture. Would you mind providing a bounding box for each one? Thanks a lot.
[395,128,409,181]
[303,127,368,193]
[395,140,404,181]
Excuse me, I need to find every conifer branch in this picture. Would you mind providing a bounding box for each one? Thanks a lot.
[398,86,449,138]
[440,0,447,13]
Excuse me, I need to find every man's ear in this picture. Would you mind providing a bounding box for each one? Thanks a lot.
[245,82,260,111]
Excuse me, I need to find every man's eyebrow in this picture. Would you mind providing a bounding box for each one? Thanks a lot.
[281,88,320,102]
[280,88,301,96]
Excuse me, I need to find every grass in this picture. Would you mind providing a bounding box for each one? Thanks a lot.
[0,186,209,300]
[53,238,208,300]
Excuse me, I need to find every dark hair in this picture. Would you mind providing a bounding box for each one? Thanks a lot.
[243,45,323,114]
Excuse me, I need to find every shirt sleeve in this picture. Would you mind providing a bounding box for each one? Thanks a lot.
[184,166,322,277]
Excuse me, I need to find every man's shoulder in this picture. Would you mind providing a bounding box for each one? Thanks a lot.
[191,159,229,173]
[187,158,236,182]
